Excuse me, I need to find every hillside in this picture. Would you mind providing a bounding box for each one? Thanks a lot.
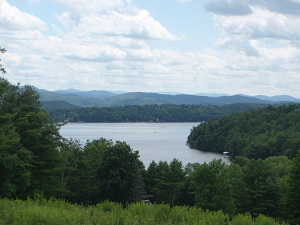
[187,104,300,159]
[37,88,107,107]
[41,100,81,110]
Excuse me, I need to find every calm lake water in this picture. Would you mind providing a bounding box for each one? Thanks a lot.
[59,123,229,167]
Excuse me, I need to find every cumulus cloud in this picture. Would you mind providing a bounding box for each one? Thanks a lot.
[64,44,128,62]
[205,0,300,59]
[49,0,177,65]
[55,2,176,40]
[254,0,300,15]
[200,0,300,97]
[0,0,47,31]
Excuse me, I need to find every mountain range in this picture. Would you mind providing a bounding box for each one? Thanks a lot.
[37,88,300,110]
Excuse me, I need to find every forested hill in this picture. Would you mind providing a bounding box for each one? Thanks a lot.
[187,104,300,159]
[47,103,268,122]
[41,100,81,110]
[37,88,300,108]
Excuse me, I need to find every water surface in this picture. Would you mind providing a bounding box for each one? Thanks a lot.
[60,123,229,167]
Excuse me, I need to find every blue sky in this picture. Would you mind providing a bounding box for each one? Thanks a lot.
[1,0,300,97]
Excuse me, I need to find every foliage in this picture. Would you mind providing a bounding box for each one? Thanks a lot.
[145,159,186,207]
[57,138,146,205]
[0,78,62,198]
[58,138,83,199]
[187,104,300,159]
[0,113,32,198]
[96,140,145,204]
[287,150,300,224]
[47,103,267,122]
[190,159,236,215]
[0,198,288,225]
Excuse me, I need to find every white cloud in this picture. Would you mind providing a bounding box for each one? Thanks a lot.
[0,0,47,31]
[208,2,300,68]
[216,7,300,41]
[55,3,176,40]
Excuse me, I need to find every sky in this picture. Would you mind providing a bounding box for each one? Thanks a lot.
[1,0,300,97]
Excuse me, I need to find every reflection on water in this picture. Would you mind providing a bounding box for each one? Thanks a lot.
[60,122,229,167]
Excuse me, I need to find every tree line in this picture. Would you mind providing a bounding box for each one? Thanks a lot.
[188,104,300,159]
[46,103,267,122]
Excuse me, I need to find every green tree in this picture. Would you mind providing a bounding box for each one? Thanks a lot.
[0,79,33,198]
[18,110,61,198]
[265,156,292,220]
[144,160,158,200]
[287,149,300,224]
[77,138,113,204]
[96,140,145,204]
[0,79,62,198]
[0,113,32,198]
[176,162,196,206]
[191,159,235,215]
[153,159,187,207]
[58,138,83,199]
[238,159,279,217]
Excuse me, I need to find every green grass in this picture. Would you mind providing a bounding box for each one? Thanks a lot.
[0,198,288,225]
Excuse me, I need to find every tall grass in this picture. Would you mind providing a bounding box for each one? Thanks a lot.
[0,198,288,225]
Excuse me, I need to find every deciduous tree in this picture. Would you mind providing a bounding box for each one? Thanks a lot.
[96,140,145,204]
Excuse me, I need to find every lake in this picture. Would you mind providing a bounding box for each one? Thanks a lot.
[59,122,229,167]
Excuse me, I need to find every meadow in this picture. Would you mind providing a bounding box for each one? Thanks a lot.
[0,197,288,225]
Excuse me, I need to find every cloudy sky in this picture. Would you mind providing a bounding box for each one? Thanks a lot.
[1,0,300,97]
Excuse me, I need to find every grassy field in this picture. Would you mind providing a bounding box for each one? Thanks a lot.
[0,198,288,225]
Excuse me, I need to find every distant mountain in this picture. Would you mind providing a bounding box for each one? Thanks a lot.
[105,92,274,106]
[254,95,300,103]
[37,88,106,107]
[41,100,81,110]
[36,88,300,108]
[196,93,230,97]
[54,88,83,93]
[54,89,117,98]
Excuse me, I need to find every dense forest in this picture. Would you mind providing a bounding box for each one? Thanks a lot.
[46,103,267,122]
[187,104,300,159]
[1,77,300,224]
